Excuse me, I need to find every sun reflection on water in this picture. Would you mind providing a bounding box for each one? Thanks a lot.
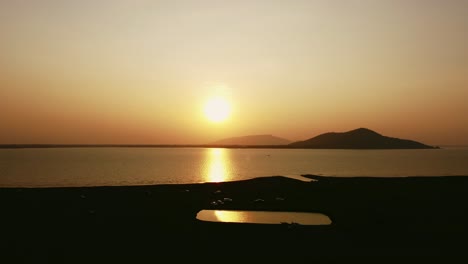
[205,148,231,182]
[214,210,244,223]
[196,210,332,225]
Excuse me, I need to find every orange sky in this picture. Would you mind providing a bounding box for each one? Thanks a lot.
[1,0,467,145]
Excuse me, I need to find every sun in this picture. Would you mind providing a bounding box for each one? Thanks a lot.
[204,96,231,123]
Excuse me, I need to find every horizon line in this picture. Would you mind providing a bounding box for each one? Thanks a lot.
[0,143,456,149]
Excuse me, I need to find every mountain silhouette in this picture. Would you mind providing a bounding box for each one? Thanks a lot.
[211,135,291,146]
[289,128,435,149]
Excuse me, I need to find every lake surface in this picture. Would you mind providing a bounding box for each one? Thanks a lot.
[196,210,332,225]
[1,147,468,187]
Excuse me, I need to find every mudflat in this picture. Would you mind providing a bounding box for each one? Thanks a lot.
[1,175,467,260]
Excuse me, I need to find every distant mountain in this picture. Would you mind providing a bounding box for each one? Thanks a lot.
[211,135,291,146]
[289,128,436,149]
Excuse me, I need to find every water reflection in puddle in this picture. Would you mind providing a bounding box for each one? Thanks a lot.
[197,210,332,225]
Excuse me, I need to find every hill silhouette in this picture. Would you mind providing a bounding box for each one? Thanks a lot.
[211,135,291,146]
[289,128,435,149]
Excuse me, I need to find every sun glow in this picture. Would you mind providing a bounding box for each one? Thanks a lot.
[204,96,231,123]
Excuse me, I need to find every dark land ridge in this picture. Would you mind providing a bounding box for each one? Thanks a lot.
[289,128,435,149]
[1,175,467,261]
[0,127,437,150]
[211,134,291,145]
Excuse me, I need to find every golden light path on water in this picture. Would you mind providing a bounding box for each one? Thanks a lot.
[197,210,332,225]
[204,148,231,183]
[214,210,244,223]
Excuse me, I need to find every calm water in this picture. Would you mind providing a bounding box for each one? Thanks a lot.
[1,147,467,187]
[196,210,332,225]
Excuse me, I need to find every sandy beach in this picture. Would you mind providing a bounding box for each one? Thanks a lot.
[1,175,467,261]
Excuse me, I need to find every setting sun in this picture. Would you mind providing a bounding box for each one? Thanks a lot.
[204,97,231,123]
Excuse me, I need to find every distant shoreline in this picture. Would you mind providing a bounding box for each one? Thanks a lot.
[0,144,302,149]
[1,128,443,149]
[0,144,443,149]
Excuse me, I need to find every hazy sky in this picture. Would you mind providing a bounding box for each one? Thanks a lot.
[1,0,467,145]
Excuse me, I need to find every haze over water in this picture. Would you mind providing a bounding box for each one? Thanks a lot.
[1,147,467,187]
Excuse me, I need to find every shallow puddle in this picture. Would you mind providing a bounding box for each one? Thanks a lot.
[197,210,332,225]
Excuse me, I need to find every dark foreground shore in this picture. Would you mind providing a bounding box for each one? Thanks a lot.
[1,175,467,261]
